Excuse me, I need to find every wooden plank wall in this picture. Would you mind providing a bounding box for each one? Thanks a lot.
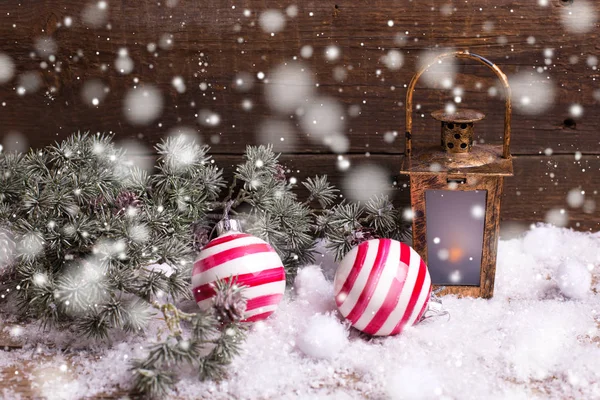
[0,0,598,233]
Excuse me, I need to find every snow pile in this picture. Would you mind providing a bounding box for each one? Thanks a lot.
[296,313,349,360]
[2,225,600,399]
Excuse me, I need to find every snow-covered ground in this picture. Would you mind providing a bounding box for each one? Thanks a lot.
[2,225,600,399]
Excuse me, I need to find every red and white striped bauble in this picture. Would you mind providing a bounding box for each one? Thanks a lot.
[334,239,431,336]
[191,231,286,322]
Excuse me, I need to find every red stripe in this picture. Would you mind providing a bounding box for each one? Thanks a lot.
[399,242,411,267]
[362,244,407,335]
[362,273,404,335]
[392,260,427,335]
[415,284,432,323]
[193,267,285,303]
[246,293,283,311]
[193,243,273,274]
[243,310,275,322]
[336,242,369,306]
[345,239,391,324]
[201,233,252,250]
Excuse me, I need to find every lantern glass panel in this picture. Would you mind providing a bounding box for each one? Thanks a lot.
[425,189,487,286]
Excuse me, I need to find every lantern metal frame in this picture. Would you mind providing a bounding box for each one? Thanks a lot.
[400,50,514,298]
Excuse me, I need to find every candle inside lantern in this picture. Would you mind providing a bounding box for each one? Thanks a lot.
[425,189,487,285]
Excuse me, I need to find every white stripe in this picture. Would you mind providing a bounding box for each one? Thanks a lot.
[195,281,285,308]
[333,245,359,295]
[376,245,420,336]
[240,280,286,302]
[406,270,431,328]
[338,241,379,318]
[244,304,279,319]
[191,252,282,288]
[195,235,267,262]
[353,240,400,331]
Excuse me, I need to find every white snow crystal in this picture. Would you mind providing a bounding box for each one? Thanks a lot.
[0,52,15,84]
[445,102,456,114]
[470,204,485,219]
[342,164,390,202]
[299,97,345,144]
[82,1,109,28]
[545,208,568,227]
[324,133,349,154]
[567,188,585,208]
[569,104,583,118]
[17,71,42,95]
[265,62,314,114]
[510,72,555,115]
[159,33,175,50]
[172,76,186,93]
[286,5,298,18]
[117,139,154,172]
[233,72,254,92]
[557,260,591,299]
[256,118,296,152]
[34,36,58,59]
[297,313,348,360]
[115,50,134,74]
[300,45,313,59]
[380,49,404,71]
[259,10,286,34]
[332,65,347,82]
[123,85,164,125]
[197,109,221,127]
[2,131,28,153]
[81,79,108,106]
[417,49,458,89]
[561,0,597,34]
[324,45,341,61]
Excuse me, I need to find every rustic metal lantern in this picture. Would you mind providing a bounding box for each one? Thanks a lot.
[400,50,513,298]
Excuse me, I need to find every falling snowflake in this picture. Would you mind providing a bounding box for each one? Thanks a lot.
[123,85,164,125]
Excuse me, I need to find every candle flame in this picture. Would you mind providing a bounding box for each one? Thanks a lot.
[449,247,464,263]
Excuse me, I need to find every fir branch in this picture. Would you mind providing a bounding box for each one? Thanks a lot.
[131,361,175,398]
[131,279,247,397]
[302,175,339,207]
[0,132,413,398]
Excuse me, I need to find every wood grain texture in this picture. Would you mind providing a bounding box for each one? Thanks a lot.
[214,153,600,231]
[0,0,599,155]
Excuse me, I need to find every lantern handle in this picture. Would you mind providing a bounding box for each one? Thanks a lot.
[405,50,512,159]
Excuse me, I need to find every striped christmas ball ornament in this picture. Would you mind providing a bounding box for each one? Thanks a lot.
[334,238,432,336]
[191,230,286,322]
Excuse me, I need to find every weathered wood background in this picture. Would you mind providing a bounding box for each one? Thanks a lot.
[0,0,599,235]
[0,0,599,397]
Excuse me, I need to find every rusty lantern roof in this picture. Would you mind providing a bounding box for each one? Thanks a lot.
[400,51,514,177]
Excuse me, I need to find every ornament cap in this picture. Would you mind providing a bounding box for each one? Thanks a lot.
[216,219,242,236]
[420,289,450,323]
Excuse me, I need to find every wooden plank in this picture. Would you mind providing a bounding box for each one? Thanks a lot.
[211,153,600,231]
[0,0,599,154]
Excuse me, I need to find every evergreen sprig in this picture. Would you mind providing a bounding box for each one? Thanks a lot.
[316,195,412,261]
[0,132,411,397]
[131,280,247,398]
